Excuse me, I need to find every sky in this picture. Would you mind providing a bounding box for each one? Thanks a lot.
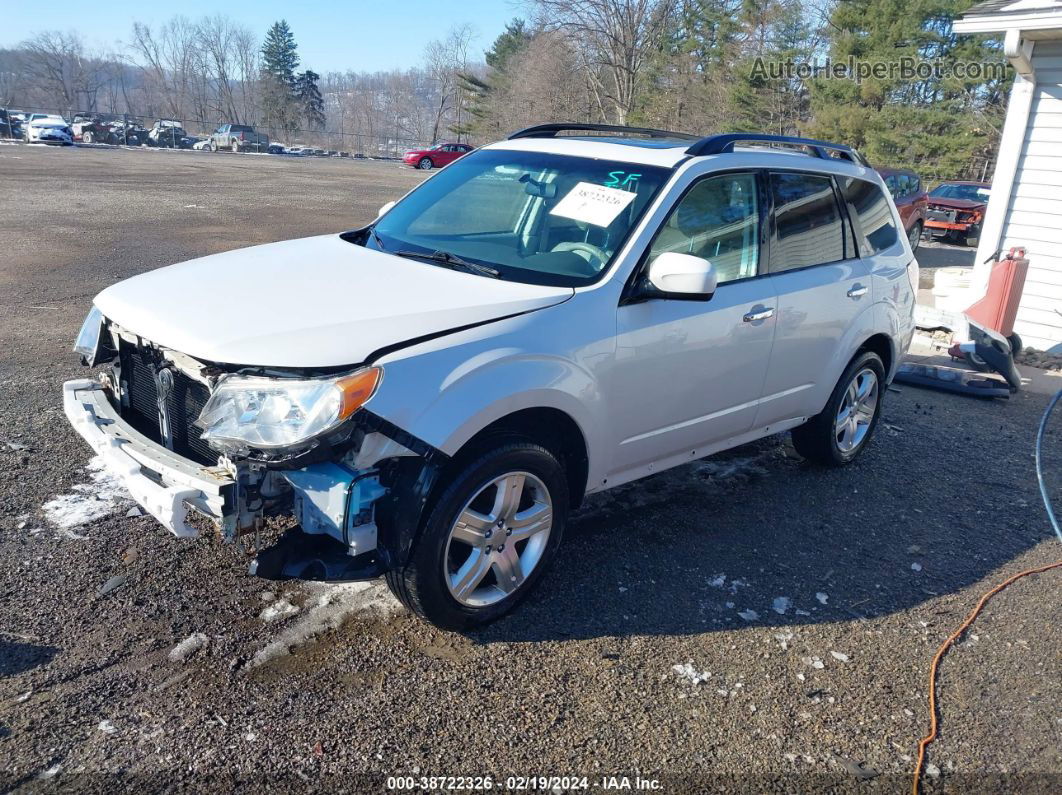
[1,1,524,73]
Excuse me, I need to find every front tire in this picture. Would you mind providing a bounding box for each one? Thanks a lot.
[385,442,568,630]
[792,351,885,466]
[210,139,218,152]
[418,157,433,170]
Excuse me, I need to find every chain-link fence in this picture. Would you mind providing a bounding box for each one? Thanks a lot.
[1,106,432,159]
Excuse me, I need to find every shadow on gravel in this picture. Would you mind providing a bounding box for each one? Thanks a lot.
[471,392,1053,643]
[0,640,59,677]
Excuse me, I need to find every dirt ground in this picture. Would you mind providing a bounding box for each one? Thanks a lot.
[0,143,1060,792]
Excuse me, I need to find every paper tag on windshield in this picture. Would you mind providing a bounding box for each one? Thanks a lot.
[549,182,637,227]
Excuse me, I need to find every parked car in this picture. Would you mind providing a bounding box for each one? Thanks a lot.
[192,139,211,151]
[0,108,18,138]
[876,168,928,252]
[71,114,116,144]
[924,181,990,246]
[403,141,474,170]
[64,125,916,629]
[26,116,73,145]
[5,111,26,139]
[209,123,268,153]
[102,119,150,146]
[148,119,193,148]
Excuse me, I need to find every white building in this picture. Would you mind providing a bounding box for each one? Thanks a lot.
[955,0,1062,352]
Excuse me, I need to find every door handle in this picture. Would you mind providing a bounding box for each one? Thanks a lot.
[847,284,868,299]
[743,306,775,323]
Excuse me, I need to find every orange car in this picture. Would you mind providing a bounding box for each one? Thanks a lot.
[924,181,990,247]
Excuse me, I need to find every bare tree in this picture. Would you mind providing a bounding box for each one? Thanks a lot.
[531,0,677,124]
[425,24,475,142]
[19,31,110,111]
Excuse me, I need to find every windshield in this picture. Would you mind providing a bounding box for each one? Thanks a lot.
[366,148,671,286]
[930,183,988,201]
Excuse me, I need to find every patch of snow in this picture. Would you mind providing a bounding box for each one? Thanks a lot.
[42,457,131,530]
[672,662,710,685]
[708,574,727,588]
[802,656,825,669]
[815,592,828,605]
[97,720,117,734]
[775,631,794,650]
[38,764,62,780]
[168,633,209,662]
[260,597,300,622]
[248,582,400,668]
[772,596,791,615]
[830,651,850,663]
[911,562,923,572]
[737,609,759,621]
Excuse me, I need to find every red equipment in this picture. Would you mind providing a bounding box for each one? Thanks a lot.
[964,247,1029,342]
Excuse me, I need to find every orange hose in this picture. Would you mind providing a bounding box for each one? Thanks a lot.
[912,560,1062,795]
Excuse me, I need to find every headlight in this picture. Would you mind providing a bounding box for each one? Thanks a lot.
[195,367,381,454]
[73,306,104,365]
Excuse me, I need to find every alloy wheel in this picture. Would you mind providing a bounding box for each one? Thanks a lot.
[834,368,879,453]
[443,471,553,607]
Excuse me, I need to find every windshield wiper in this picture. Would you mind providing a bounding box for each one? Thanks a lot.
[394,249,501,279]
[368,224,387,251]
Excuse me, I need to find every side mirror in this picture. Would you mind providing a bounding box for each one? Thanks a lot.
[377,200,396,218]
[645,252,718,300]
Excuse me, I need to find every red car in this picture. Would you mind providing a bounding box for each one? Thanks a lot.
[876,168,929,252]
[923,181,990,247]
[403,142,474,170]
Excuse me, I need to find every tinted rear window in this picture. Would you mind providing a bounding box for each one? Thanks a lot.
[769,172,846,272]
[841,177,899,255]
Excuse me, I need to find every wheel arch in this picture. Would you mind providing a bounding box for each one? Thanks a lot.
[856,331,895,380]
[450,406,590,509]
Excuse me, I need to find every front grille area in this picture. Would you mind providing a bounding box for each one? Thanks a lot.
[119,342,215,464]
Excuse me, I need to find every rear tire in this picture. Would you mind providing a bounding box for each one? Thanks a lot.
[907,221,922,253]
[385,442,568,630]
[232,140,240,153]
[792,351,885,466]
[82,131,93,144]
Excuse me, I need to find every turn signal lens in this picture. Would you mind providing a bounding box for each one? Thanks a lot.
[336,367,382,419]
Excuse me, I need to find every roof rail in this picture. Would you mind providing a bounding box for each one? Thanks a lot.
[508,123,700,141]
[686,133,869,166]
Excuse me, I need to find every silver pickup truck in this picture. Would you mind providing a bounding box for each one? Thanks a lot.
[209,123,269,153]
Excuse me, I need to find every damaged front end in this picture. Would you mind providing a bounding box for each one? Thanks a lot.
[65,311,445,583]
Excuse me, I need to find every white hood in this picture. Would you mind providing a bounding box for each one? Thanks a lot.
[94,235,573,367]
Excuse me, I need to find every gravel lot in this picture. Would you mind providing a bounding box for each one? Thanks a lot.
[1,144,1060,792]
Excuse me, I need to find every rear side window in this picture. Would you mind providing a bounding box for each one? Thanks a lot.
[768,172,846,273]
[897,174,911,196]
[841,177,900,255]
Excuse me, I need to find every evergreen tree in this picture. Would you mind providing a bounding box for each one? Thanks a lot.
[261,20,299,86]
[295,70,326,130]
[457,19,533,138]
[261,20,301,135]
[805,0,1009,179]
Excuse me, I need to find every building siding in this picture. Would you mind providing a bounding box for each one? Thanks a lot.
[1001,40,1062,351]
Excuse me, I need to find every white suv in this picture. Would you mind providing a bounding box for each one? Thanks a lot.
[65,124,917,629]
